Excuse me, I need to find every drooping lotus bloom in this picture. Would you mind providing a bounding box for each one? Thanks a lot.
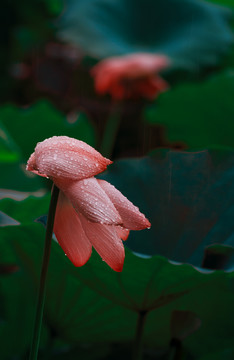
[91,53,170,100]
[27,136,150,271]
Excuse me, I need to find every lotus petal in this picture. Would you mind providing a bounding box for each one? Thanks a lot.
[54,191,92,266]
[55,177,122,225]
[26,136,112,181]
[98,179,151,230]
[80,214,125,272]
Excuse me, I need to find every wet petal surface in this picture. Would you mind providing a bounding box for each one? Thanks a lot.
[27,136,112,180]
[116,226,130,241]
[80,214,125,272]
[55,177,122,225]
[54,191,92,266]
[98,179,151,230]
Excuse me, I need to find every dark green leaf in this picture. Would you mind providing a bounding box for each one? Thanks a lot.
[58,0,233,72]
[72,247,217,311]
[1,223,233,356]
[0,194,50,224]
[145,71,234,150]
[0,101,96,160]
[99,150,234,268]
[145,275,234,355]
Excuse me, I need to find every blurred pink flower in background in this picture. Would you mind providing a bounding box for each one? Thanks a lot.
[91,53,170,100]
[27,136,150,271]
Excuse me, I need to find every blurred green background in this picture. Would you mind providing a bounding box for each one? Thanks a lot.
[0,0,234,359]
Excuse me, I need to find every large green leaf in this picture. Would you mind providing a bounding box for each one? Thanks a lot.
[0,222,233,358]
[0,101,96,160]
[73,247,216,310]
[146,71,234,150]
[57,0,233,72]
[99,150,234,266]
[145,275,234,356]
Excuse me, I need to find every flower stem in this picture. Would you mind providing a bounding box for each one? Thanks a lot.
[100,101,122,158]
[168,339,183,360]
[132,310,147,360]
[29,184,60,360]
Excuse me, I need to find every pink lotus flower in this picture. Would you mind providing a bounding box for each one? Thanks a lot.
[27,136,150,271]
[91,53,170,100]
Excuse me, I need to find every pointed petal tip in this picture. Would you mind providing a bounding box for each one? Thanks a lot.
[145,218,151,229]
[98,179,151,230]
[112,261,124,272]
[106,251,125,272]
[136,217,151,230]
[105,158,113,165]
[69,252,92,267]
[105,244,125,272]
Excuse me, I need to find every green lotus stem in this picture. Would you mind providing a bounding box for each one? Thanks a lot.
[100,101,122,158]
[132,310,147,360]
[29,184,60,360]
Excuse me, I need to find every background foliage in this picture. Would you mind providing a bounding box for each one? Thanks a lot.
[0,0,234,359]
